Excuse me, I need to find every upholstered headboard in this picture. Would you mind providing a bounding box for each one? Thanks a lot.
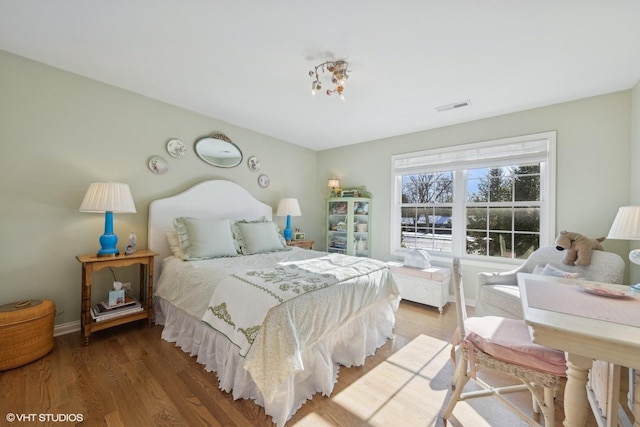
[148,180,273,279]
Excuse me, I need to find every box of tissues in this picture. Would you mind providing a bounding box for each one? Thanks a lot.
[108,282,126,306]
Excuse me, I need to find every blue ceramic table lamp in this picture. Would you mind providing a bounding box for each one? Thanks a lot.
[276,198,301,241]
[80,182,137,256]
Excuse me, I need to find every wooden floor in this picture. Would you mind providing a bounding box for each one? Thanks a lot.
[0,301,632,426]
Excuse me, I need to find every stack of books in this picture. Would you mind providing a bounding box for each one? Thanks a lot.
[90,297,143,322]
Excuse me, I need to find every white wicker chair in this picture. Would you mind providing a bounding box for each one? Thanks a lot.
[442,258,566,427]
[475,246,625,319]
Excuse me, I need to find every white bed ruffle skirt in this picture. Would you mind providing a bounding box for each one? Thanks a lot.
[155,296,398,426]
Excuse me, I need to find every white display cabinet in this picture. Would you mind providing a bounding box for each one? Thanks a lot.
[326,197,371,257]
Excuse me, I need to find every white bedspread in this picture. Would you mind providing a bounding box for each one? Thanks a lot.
[155,248,325,320]
[154,248,400,425]
[201,254,397,401]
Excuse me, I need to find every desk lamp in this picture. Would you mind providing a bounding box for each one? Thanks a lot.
[607,205,640,290]
[276,198,301,241]
[80,182,137,257]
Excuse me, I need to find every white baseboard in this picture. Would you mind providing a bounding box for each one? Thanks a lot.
[54,320,81,337]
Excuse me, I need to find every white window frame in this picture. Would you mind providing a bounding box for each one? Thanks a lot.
[390,131,556,262]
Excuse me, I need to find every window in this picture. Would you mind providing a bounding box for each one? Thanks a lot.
[391,132,556,260]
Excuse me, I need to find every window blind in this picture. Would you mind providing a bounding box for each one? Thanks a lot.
[393,132,553,175]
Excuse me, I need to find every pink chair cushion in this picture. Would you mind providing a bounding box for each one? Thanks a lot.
[464,316,567,376]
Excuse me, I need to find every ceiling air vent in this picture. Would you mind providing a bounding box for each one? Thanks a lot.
[436,100,471,112]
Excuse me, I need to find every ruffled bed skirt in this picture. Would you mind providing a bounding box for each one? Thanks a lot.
[155,296,398,426]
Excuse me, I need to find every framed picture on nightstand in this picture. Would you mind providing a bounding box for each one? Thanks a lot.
[295,232,305,240]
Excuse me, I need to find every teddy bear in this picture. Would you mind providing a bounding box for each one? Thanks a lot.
[555,230,605,266]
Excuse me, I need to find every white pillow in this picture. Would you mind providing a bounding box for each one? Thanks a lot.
[165,230,183,258]
[532,264,545,275]
[233,220,290,255]
[540,263,579,279]
[173,217,238,260]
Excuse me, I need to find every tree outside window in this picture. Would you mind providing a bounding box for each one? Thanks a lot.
[401,172,453,252]
[466,164,540,258]
[391,131,555,260]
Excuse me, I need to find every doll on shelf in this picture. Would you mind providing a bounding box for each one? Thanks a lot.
[125,231,137,255]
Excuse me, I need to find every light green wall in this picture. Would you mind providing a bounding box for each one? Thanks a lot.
[317,91,633,297]
[1,47,637,324]
[0,50,321,325]
[629,80,640,283]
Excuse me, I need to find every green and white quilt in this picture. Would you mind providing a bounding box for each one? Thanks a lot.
[201,253,399,401]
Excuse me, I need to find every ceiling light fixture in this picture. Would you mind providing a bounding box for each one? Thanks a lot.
[309,60,350,100]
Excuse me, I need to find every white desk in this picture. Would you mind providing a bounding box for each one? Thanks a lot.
[517,273,640,427]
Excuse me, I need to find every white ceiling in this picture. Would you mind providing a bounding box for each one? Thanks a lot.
[1,1,640,151]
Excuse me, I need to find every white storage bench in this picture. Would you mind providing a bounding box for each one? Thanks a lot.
[388,262,451,313]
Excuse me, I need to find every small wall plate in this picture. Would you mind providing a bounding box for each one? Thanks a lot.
[258,174,270,188]
[166,139,186,159]
[247,156,260,171]
[149,156,169,174]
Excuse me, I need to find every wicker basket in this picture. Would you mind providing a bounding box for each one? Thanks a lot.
[0,299,55,371]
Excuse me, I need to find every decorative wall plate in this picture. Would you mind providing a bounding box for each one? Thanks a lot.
[258,174,270,188]
[166,139,186,159]
[149,156,169,174]
[247,156,261,171]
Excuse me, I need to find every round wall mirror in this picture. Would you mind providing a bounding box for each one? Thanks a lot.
[195,134,242,168]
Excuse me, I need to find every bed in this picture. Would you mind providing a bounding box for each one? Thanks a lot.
[148,180,400,426]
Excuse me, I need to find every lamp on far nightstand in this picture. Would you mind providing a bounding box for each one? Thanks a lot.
[80,182,137,257]
[328,178,341,197]
[277,198,301,241]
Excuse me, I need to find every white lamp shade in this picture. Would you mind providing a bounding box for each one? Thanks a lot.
[79,182,137,213]
[327,178,340,188]
[607,206,640,240]
[276,198,301,217]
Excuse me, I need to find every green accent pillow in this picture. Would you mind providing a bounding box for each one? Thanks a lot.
[232,220,290,255]
[173,217,239,260]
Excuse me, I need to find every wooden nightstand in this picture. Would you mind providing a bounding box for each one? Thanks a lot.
[287,239,314,250]
[76,250,157,345]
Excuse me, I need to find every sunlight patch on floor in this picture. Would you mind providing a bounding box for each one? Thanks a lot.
[333,358,416,420]
[329,333,523,426]
[331,334,451,425]
[292,412,336,427]
[387,334,451,378]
